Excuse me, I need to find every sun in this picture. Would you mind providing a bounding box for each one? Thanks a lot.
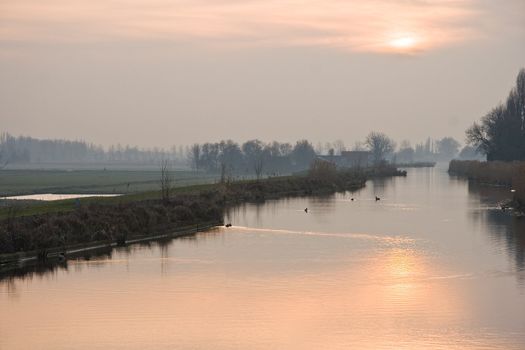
[388,35,419,49]
[390,36,416,48]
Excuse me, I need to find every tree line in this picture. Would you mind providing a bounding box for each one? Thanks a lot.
[0,132,187,166]
[467,68,525,161]
[0,131,472,173]
[187,140,316,177]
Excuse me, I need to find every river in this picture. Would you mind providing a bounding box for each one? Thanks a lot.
[1,166,524,349]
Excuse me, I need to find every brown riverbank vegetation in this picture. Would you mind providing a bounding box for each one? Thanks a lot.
[449,160,525,210]
[0,166,404,257]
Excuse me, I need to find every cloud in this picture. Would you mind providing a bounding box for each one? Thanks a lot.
[0,0,511,54]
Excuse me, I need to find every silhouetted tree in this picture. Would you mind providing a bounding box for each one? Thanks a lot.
[242,139,265,176]
[437,137,461,159]
[333,139,346,155]
[160,159,173,203]
[458,145,484,160]
[396,140,414,163]
[188,144,201,170]
[467,68,525,161]
[219,140,243,173]
[365,132,396,164]
[291,140,316,169]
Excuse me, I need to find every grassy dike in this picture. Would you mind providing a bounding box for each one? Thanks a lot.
[0,166,405,270]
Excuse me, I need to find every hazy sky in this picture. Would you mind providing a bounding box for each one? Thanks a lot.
[1,0,524,148]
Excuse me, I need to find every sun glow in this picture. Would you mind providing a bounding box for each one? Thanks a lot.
[384,34,424,53]
[389,36,417,48]
[0,0,477,54]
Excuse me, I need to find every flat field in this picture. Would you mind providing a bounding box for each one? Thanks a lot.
[0,169,219,197]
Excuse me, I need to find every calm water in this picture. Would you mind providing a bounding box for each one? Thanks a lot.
[1,166,525,350]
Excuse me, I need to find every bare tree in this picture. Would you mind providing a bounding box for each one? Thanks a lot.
[0,146,7,169]
[253,156,264,180]
[160,159,173,203]
[186,144,201,171]
[333,139,346,155]
[352,141,366,151]
[365,132,396,165]
[219,161,233,184]
[466,68,525,161]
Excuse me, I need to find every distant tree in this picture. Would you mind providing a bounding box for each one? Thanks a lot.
[159,159,173,203]
[396,140,414,163]
[466,68,525,161]
[253,156,264,180]
[333,140,346,155]
[219,140,243,174]
[0,143,7,169]
[0,131,191,165]
[352,141,366,151]
[200,143,219,172]
[314,142,324,155]
[437,137,461,159]
[458,145,485,160]
[291,140,316,169]
[365,132,396,164]
[279,143,293,157]
[242,139,265,177]
[188,144,201,170]
[266,141,282,158]
[324,142,333,155]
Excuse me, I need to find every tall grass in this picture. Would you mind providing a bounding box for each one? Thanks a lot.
[512,163,525,207]
[449,160,525,206]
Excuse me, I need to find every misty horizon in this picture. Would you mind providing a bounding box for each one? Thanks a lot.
[1,0,524,148]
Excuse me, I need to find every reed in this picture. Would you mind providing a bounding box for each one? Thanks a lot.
[449,160,525,209]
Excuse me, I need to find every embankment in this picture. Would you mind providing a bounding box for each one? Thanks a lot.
[0,166,404,268]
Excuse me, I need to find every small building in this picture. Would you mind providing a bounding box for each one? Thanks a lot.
[318,151,372,168]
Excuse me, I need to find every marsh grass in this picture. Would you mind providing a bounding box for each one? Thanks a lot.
[449,160,525,209]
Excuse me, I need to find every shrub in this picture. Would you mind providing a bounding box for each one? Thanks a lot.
[308,159,337,182]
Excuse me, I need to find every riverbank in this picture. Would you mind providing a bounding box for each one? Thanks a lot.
[0,166,404,271]
[394,161,436,168]
[448,160,525,212]
[0,222,219,275]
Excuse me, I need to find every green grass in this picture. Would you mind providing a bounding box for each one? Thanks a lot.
[0,182,222,220]
[0,169,219,196]
[0,169,223,219]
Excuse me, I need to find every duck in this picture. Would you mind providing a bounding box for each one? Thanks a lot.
[304,208,308,213]
[225,223,232,228]
[375,196,380,201]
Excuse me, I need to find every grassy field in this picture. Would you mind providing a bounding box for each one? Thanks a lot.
[0,170,371,257]
[0,183,221,220]
[0,169,220,197]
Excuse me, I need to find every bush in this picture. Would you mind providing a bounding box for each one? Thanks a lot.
[308,159,337,182]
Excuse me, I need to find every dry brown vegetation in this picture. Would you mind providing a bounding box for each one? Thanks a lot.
[449,160,525,208]
[0,165,406,258]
